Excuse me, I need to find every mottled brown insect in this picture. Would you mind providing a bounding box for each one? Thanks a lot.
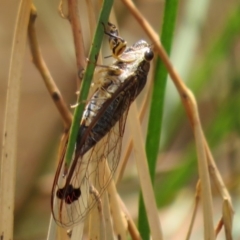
[51,22,154,228]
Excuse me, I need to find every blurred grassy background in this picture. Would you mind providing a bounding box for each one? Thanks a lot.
[0,0,240,239]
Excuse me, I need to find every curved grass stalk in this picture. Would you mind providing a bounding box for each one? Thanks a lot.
[28,5,72,130]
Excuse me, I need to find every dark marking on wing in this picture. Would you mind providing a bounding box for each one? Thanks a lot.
[56,184,81,204]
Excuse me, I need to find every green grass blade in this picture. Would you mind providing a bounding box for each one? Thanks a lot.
[138,1,179,239]
[64,0,114,167]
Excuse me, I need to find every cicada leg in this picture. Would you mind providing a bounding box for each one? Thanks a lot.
[92,63,123,93]
[103,22,135,63]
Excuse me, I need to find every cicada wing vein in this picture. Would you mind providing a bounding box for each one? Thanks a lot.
[51,100,130,228]
[51,150,91,228]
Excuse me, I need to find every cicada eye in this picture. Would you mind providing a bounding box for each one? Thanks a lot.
[144,49,154,61]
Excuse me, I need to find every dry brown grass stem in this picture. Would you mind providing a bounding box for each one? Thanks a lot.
[205,141,234,238]
[204,141,233,209]
[186,181,201,240]
[85,0,97,40]
[67,0,86,85]
[88,185,106,240]
[118,195,142,240]
[85,0,104,66]
[128,104,163,240]
[222,199,233,239]
[102,192,116,239]
[0,1,31,239]
[188,91,215,239]
[215,217,224,238]
[107,168,128,240]
[28,5,72,130]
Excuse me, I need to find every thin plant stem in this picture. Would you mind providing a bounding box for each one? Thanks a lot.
[221,198,233,239]
[128,103,163,240]
[88,185,106,240]
[186,180,201,240]
[118,195,142,240]
[67,0,86,86]
[0,1,31,239]
[106,163,128,240]
[28,5,72,130]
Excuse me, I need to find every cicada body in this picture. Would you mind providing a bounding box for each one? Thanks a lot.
[51,23,154,228]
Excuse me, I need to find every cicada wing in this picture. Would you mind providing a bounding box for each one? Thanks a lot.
[51,89,132,228]
[87,109,128,192]
[51,149,92,228]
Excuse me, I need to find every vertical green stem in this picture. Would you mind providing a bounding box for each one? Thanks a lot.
[138,1,179,239]
[64,0,114,167]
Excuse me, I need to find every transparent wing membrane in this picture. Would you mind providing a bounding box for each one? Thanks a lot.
[51,22,154,228]
[52,109,128,227]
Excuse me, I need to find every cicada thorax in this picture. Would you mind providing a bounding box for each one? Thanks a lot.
[52,22,154,228]
[77,41,154,156]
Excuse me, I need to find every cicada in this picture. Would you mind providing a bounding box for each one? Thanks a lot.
[51,22,154,228]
